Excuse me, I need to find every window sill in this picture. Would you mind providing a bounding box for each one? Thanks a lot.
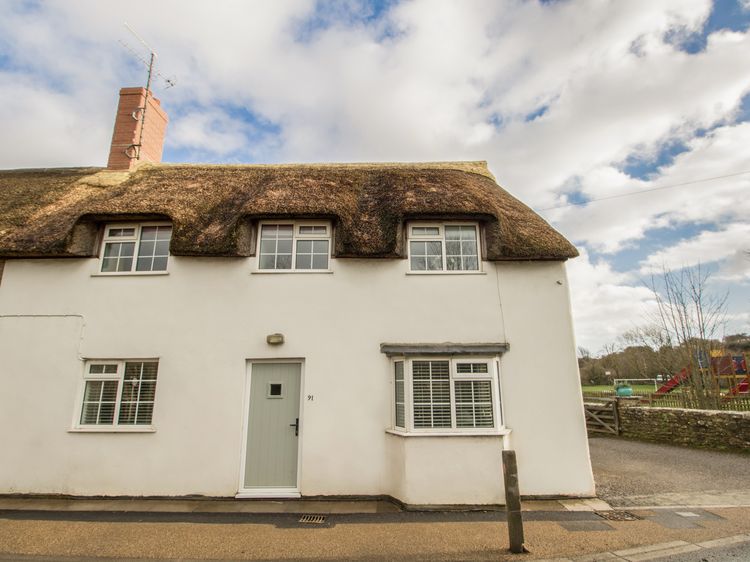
[91,272,169,277]
[406,271,486,276]
[385,428,510,437]
[251,270,333,275]
[69,426,156,433]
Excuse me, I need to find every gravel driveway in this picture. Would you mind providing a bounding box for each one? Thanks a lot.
[588,437,750,507]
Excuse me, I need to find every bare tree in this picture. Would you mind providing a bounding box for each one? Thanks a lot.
[645,264,728,408]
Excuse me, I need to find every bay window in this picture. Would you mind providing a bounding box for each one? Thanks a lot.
[391,358,502,434]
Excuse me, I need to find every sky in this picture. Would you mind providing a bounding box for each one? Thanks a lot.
[1,0,749,353]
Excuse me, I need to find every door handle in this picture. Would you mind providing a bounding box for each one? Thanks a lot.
[289,418,299,436]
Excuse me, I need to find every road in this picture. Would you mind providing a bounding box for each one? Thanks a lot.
[589,436,750,507]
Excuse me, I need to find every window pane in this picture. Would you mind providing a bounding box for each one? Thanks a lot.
[445,241,461,255]
[139,241,155,256]
[83,380,102,401]
[98,402,116,424]
[136,402,154,424]
[410,256,426,271]
[100,257,117,272]
[412,361,451,428]
[277,239,293,255]
[81,380,118,425]
[151,256,168,271]
[299,225,327,235]
[156,226,172,241]
[463,256,478,271]
[444,226,461,240]
[444,226,478,271]
[454,380,494,428]
[426,256,442,270]
[312,254,328,269]
[312,240,329,253]
[259,254,275,269]
[108,228,135,238]
[412,226,440,236]
[136,227,170,272]
[277,254,292,269]
[295,254,313,269]
[297,240,313,253]
[394,361,405,428]
[425,241,442,256]
[81,403,100,424]
[103,243,120,258]
[119,243,135,258]
[118,362,158,425]
[140,227,157,241]
[155,240,170,257]
[260,240,276,254]
[118,257,133,272]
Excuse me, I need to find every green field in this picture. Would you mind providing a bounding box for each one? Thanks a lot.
[582,384,659,393]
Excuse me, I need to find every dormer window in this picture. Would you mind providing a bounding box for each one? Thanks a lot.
[100,223,172,273]
[258,222,331,271]
[408,223,479,272]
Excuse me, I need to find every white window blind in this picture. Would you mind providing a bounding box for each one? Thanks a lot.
[391,358,500,433]
[394,361,405,429]
[78,361,159,428]
[454,380,494,428]
[412,360,452,428]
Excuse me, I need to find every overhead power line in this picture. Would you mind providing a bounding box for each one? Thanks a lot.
[540,169,750,211]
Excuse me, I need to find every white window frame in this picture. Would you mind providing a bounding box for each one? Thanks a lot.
[255,221,333,273]
[406,222,481,273]
[97,222,172,275]
[390,357,503,435]
[71,359,159,432]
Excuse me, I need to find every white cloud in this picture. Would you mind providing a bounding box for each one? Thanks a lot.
[567,250,657,353]
[169,110,250,156]
[639,223,750,277]
[553,122,750,253]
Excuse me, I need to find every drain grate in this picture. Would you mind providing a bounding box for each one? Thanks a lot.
[299,514,327,524]
[596,510,642,521]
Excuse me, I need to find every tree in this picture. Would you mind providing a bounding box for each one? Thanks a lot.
[644,264,728,408]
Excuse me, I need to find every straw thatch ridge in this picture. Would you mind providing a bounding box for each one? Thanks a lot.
[0,162,577,260]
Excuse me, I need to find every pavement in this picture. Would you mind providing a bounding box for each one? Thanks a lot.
[0,437,748,561]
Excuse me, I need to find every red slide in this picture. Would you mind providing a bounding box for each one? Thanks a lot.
[654,367,690,395]
[726,376,749,397]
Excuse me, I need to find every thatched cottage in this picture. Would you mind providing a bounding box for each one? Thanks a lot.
[0,87,593,505]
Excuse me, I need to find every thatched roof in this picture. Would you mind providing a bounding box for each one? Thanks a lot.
[0,161,577,260]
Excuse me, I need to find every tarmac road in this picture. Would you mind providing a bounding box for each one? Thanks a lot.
[589,436,750,507]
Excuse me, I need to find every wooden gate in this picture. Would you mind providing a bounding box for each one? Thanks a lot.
[584,398,620,435]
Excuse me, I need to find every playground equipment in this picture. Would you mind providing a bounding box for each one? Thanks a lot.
[653,353,748,396]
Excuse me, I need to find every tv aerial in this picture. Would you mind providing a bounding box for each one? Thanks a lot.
[118,23,176,159]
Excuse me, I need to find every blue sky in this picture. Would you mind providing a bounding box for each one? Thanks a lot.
[1,0,749,352]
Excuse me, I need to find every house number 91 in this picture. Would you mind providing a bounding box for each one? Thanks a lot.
[307,395,314,401]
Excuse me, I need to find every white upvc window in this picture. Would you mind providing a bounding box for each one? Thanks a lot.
[407,223,480,272]
[75,360,159,430]
[391,358,502,434]
[257,222,331,271]
[99,223,172,274]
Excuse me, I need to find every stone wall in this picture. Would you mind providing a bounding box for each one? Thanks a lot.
[617,403,750,452]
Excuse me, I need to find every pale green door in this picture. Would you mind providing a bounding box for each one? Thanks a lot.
[244,363,301,489]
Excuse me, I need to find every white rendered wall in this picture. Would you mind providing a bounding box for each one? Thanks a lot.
[0,255,593,502]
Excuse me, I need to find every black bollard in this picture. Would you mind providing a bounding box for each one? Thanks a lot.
[502,449,526,554]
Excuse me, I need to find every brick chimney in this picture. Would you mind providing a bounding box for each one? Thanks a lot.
[107,87,169,170]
